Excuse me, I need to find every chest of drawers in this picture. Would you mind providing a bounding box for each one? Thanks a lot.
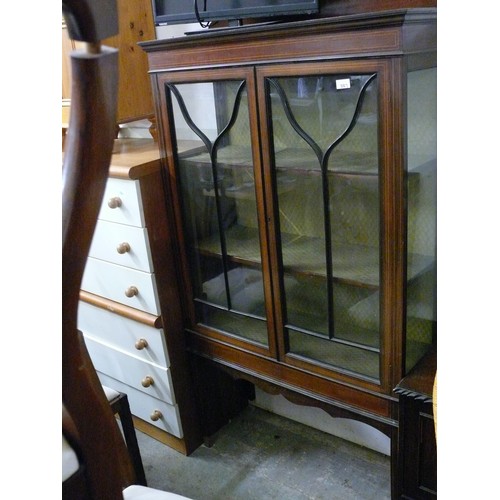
[77,139,202,454]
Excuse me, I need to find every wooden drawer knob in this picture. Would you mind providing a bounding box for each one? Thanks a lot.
[125,286,138,298]
[107,196,122,209]
[150,410,162,422]
[135,338,148,350]
[141,375,154,388]
[116,242,131,254]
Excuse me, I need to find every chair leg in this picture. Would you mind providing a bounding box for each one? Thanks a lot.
[110,393,148,486]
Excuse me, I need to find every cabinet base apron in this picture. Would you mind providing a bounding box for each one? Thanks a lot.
[187,336,400,499]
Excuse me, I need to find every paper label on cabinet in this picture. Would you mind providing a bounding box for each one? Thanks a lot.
[336,78,351,90]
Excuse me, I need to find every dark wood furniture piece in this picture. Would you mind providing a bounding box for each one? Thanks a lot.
[141,8,437,498]
[395,348,437,498]
[319,0,437,17]
[62,0,135,497]
[106,388,147,486]
[62,1,195,498]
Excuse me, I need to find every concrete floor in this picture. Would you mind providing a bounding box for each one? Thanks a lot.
[136,405,391,500]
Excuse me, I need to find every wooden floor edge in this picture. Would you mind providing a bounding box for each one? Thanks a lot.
[132,415,188,456]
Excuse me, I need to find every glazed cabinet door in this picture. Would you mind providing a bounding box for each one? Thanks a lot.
[257,60,388,386]
[256,59,436,388]
[157,68,275,355]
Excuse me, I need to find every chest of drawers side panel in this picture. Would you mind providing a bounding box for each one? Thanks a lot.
[136,166,204,454]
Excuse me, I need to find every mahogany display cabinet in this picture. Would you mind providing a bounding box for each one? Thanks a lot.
[141,8,437,497]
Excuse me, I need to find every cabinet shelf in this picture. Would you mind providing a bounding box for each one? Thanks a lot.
[275,148,379,175]
[181,146,381,177]
[181,146,433,185]
[201,178,296,199]
[179,145,253,167]
[196,224,433,288]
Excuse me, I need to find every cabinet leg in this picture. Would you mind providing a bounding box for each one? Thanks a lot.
[189,355,252,443]
[390,425,400,499]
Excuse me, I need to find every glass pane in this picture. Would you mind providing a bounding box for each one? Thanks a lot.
[268,73,380,379]
[196,303,268,346]
[288,329,380,380]
[285,274,328,336]
[406,68,437,372]
[169,80,268,346]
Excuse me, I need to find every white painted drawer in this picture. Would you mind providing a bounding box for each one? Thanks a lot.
[89,219,153,272]
[99,178,145,227]
[78,301,169,368]
[82,257,160,315]
[84,335,175,404]
[97,371,183,438]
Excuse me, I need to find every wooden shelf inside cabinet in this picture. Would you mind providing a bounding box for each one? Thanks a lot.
[179,143,434,289]
[180,145,380,175]
[197,226,433,288]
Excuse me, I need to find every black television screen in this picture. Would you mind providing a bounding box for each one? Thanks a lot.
[153,0,320,26]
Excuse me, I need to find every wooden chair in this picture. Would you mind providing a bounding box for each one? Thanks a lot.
[104,386,147,486]
[62,1,191,498]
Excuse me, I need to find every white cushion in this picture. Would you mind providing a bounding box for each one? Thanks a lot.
[62,434,80,481]
[123,485,192,500]
[62,437,191,499]
[102,385,120,402]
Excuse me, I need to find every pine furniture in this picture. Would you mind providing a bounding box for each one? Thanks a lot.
[62,0,157,139]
